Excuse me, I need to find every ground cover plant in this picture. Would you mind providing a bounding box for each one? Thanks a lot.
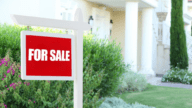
[116,66,148,94]
[113,84,192,108]
[161,67,192,84]
[98,97,155,108]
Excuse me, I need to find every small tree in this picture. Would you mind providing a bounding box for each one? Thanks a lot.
[170,0,188,69]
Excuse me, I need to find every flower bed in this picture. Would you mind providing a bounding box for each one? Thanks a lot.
[162,67,192,84]
[0,49,106,108]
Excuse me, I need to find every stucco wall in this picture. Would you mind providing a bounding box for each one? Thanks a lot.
[111,11,125,58]
[111,11,143,72]
[73,0,113,24]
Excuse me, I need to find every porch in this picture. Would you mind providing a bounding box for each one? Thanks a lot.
[87,0,158,78]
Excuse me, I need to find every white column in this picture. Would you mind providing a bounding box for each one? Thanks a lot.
[124,1,138,72]
[139,8,155,77]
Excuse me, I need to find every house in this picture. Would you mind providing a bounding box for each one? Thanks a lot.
[0,0,192,79]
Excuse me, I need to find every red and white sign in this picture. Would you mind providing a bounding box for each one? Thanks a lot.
[12,8,91,108]
[21,31,75,80]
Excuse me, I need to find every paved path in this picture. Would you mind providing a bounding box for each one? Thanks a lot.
[158,82,192,89]
[147,77,192,89]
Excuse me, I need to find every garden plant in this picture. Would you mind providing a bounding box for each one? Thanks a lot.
[0,49,107,108]
[0,23,128,107]
[0,23,156,108]
[99,97,155,108]
[170,0,188,69]
[116,66,148,94]
[162,67,192,84]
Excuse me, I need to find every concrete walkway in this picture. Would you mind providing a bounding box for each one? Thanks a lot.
[147,77,192,89]
[158,82,192,89]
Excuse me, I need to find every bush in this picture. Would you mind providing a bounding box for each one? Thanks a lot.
[116,67,148,93]
[98,97,155,108]
[0,24,64,63]
[0,49,106,108]
[84,36,127,97]
[0,23,24,63]
[162,67,192,84]
[0,23,127,99]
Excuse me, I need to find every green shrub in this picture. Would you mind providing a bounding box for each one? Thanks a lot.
[0,23,25,63]
[162,67,192,84]
[83,36,127,97]
[116,67,148,93]
[98,97,155,108]
[0,23,127,99]
[0,49,106,108]
[0,23,64,63]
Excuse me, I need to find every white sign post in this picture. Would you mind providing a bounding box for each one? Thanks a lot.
[11,8,91,108]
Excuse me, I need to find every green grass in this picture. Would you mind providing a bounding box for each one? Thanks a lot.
[112,84,192,108]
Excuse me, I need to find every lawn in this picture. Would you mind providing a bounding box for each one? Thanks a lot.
[112,84,192,108]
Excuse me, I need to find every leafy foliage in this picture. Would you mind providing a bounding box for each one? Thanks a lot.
[0,23,64,63]
[162,67,192,84]
[98,97,156,108]
[0,23,128,107]
[117,66,148,93]
[0,49,106,108]
[170,0,188,69]
[83,36,127,97]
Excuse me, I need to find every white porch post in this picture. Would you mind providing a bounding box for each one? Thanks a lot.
[139,8,155,77]
[124,1,138,72]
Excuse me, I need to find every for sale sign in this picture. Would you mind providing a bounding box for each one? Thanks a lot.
[21,31,75,80]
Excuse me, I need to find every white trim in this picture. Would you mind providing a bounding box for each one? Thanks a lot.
[11,14,91,31]
[21,31,75,81]
[141,0,158,8]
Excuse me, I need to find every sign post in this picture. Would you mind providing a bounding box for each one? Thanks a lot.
[11,8,91,108]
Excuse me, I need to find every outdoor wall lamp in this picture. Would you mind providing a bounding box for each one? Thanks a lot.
[110,19,113,36]
[88,15,94,33]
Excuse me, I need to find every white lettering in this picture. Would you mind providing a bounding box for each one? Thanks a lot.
[50,50,56,61]
[41,49,48,61]
[66,51,70,61]
[56,50,61,61]
[34,49,41,61]
[28,49,34,61]
[62,50,66,61]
